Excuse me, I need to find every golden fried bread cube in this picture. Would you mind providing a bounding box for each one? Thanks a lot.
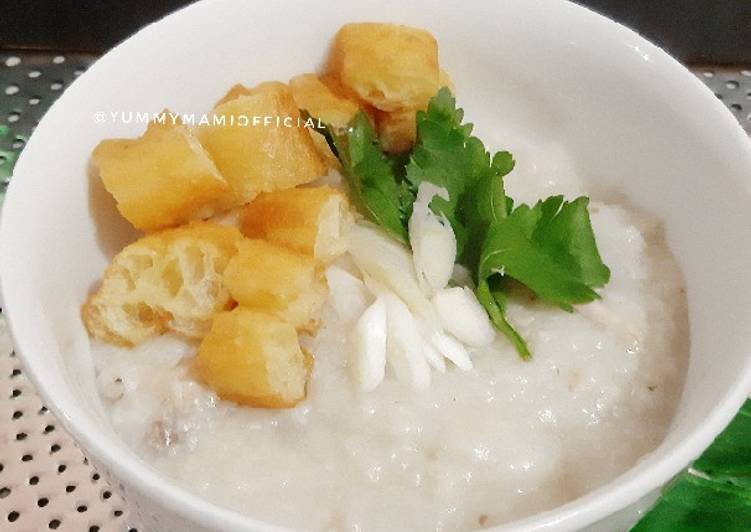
[197,84,326,203]
[328,23,440,112]
[223,239,327,331]
[289,74,364,167]
[289,74,360,128]
[215,83,253,107]
[289,74,369,167]
[214,81,289,107]
[307,129,341,169]
[82,222,243,346]
[374,70,453,153]
[93,116,233,231]
[376,108,418,154]
[195,307,311,408]
[319,74,377,123]
[240,186,351,262]
[320,74,367,106]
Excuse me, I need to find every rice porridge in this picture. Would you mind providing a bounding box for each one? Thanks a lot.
[92,134,687,531]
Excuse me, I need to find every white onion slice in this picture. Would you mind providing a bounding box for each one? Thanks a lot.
[348,223,435,320]
[421,335,447,373]
[429,330,473,371]
[384,293,431,389]
[350,297,388,391]
[408,183,457,295]
[325,265,371,323]
[433,286,496,347]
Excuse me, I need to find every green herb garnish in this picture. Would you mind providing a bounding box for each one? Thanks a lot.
[404,88,514,257]
[631,400,751,531]
[479,196,610,312]
[309,111,413,244]
[311,88,610,359]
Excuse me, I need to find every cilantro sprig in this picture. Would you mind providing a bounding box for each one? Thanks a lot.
[309,111,413,244]
[310,88,610,359]
[404,89,514,257]
[631,400,751,531]
[479,196,610,312]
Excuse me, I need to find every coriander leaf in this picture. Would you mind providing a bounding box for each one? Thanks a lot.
[461,167,512,272]
[694,404,751,489]
[491,150,515,177]
[467,152,514,227]
[405,87,511,256]
[311,111,412,244]
[631,400,751,531]
[478,196,607,312]
[631,473,751,532]
[532,196,610,287]
[477,278,530,360]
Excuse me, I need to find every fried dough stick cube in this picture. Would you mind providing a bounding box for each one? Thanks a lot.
[289,74,361,129]
[93,115,233,231]
[198,82,326,203]
[223,239,327,331]
[327,23,440,112]
[196,307,312,408]
[240,186,351,263]
[289,73,367,166]
[82,222,243,346]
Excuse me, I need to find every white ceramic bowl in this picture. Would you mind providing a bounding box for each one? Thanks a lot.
[2,0,751,530]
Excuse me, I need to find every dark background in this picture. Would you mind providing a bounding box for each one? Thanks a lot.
[0,0,749,64]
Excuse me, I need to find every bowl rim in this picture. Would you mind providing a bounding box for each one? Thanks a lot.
[2,0,751,531]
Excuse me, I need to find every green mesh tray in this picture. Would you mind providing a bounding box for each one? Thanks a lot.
[0,52,97,197]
